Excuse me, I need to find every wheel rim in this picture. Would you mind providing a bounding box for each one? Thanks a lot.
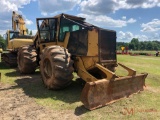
[43,59,52,79]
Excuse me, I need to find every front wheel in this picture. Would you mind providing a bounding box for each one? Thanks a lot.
[40,46,74,89]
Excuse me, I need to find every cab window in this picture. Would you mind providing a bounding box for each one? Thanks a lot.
[9,32,19,39]
[38,19,56,43]
[59,18,81,42]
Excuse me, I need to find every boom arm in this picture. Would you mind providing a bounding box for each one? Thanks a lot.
[12,11,27,35]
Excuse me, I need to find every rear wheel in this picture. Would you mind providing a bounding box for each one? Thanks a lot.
[17,46,37,74]
[40,46,74,89]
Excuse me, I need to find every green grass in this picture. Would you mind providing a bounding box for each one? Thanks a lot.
[0,55,160,119]
[117,50,158,55]
[129,50,157,54]
[117,55,160,87]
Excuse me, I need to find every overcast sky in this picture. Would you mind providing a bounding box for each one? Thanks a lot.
[0,0,160,42]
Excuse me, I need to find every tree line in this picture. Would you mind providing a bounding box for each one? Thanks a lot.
[0,35,6,50]
[1,35,160,51]
[117,38,160,51]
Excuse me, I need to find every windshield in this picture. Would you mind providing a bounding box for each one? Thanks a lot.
[59,18,83,42]
[10,32,19,40]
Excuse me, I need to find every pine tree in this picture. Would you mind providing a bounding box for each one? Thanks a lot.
[29,30,32,35]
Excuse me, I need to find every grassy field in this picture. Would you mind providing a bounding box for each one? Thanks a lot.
[129,50,158,54]
[117,50,158,55]
[0,55,160,119]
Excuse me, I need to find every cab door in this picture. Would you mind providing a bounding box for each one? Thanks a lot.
[36,18,57,52]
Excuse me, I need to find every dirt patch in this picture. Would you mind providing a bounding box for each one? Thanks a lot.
[0,83,80,120]
[146,86,160,93]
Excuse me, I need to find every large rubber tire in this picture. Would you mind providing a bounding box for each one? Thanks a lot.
[17,46,37,74]
[40,46,74,90]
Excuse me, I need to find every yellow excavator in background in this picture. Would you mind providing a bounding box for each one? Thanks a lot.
[17,13,148,110]
[2,11,34,67]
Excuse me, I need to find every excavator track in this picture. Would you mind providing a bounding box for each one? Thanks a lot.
[2,52,17,67]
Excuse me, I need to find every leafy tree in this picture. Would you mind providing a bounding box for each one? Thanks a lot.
[130,38,139,50]
[152,42,158,50]
[0,35,6,50]
[139,41,146,50]
[147,42,153,50]
[128,43,134,50]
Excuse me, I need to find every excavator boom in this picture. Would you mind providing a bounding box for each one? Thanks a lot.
[12,11,27,35]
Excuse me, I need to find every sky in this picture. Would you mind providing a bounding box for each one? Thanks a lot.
[0,0,160,42]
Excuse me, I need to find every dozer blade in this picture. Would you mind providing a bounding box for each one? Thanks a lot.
[81,73,148,110]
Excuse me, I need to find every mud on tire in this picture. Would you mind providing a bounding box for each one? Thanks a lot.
[40,46,74,90]
[17,46,37,74]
